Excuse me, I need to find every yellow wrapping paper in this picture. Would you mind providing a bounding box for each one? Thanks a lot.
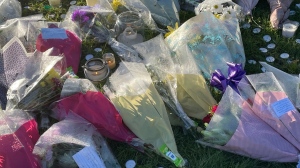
[111,83,185,167]
[177,74,217,119]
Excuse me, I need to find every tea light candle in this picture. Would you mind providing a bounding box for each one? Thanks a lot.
[282,23,298,38]
[83,58,109,82]
[117,27,143,47]
[103,53,116,69]
[48,0,61,7]
[86,0,98,6]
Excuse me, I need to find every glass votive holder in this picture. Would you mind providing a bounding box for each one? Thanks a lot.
[103,53,116,69]
[48,0,62,7]
[82,58,110,82]
[115,11,144,47]
[282,23,298,38]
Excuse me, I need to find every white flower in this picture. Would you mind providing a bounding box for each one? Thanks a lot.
[211,3,223,13]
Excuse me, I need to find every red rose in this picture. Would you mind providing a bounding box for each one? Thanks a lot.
[202,113,213,124]
[211,105,218,113]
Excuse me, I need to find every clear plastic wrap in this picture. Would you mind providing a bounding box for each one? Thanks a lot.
[0,37,30,109]
[139,0,180,27]
[60,78,98,99]
[33,113,121,168]
[6,50,65,111]
[0,14,44,52]
[166,11,245,80]
[0,109,40,168]
[132,34,199,136]
[197,86,300,162]
[244,72,300,151]
[0,0,21,24]
[104,61,186,167]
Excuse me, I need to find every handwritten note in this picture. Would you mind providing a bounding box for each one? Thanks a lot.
[41,28,67,40]
[271,98,296,118]
[72,146,106,168]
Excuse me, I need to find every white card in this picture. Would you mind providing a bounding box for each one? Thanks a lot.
[72,146,106,168]
[41,28,68,40]
[271,98,296,118]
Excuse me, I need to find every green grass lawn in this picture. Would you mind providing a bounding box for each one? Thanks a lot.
[21,0,300,167]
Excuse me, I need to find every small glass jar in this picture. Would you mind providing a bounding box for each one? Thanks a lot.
[103,53,116,69]
[115,11,144,47]
[83,58,110,82]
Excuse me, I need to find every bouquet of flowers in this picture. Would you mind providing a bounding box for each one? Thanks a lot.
[165,11,245,80]
[6,49,68,112]
[33,113,121,168]
[197,85,300,162]
[0,109,40,168]
[132,34,200,137]
[51,78,144,151]
[195,0,244,21]
[104,62,186,167]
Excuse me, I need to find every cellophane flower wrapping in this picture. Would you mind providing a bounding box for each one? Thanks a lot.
[165,11,245,80]
[51,78,143,150]
[139,0,180,27]
[243,72,300,151]
[260,62,300,109]
[0,109,40,168]
[6,50,65,111]
[165,25,220,119]
[33,113,121,168]
[132,34,198,135]
[0,0,21,24]
[0,14,43,52]
[104,61,186,167]
[198,86,300,162]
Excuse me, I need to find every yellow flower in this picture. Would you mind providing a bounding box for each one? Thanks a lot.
[164,22,179,38]
[44,68,60,85]
[111,0,124,11]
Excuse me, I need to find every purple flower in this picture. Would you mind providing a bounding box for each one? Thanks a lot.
[71,9,93,24]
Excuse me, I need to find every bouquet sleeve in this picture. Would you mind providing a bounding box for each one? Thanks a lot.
[0,109,40,168]
[6,50,64,111]
[198,86,300,162]
[104,61,186,167]
[132,34,198,135]
[33,113,121,168]
[246,72,300,150]
[165,11,245,80]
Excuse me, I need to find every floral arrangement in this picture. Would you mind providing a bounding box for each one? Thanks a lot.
[195,1,244,21]
[202,104,218,124]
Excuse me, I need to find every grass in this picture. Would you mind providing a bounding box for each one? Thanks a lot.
[20,0,300,167]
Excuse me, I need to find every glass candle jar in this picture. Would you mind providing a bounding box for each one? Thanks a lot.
[48,0,62,7]
[83,58,110,82]
[103,53,116,69]
[115,11,144,47]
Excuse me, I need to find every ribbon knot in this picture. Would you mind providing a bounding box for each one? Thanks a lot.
[210,62,245,94]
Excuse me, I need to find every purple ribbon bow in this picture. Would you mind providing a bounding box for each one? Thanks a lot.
[210,62,246,94]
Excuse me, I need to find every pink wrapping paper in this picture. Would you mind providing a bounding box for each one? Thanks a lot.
[0,119,40,168]
[53,91,138,143]
[220,101,299,162]
[252,91,300,150]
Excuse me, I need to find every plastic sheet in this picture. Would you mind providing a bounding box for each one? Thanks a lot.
[0,0,21,24]
[104,62,186,167]
[165,12,245,80]
[6,51,65,111]
[132,34,198,136]
[33,113,121,168]
[0,109,40,168]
